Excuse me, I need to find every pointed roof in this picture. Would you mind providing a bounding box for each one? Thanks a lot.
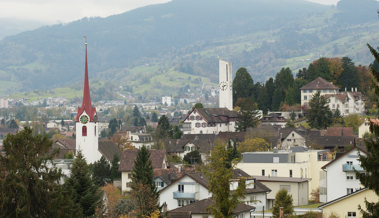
[76,42,96,122]
[299,77,340,90]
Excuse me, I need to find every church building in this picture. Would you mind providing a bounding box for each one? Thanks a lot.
[75,42,101,164]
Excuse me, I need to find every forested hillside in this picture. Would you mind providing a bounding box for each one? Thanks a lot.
[0,0,378,99]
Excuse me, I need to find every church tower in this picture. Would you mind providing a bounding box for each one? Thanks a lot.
[76,41,100,164]
[219,60,233,110]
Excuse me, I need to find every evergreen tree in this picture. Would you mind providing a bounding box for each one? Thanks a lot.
[9,119,18,129]
[64,151,102,217]
[255,83,268,114]
[172,125,182,139]
[110,154,121,182]
[183,150,202,165]
[272,189,294,217]
[139,117,146,126]
[61,118,65,127]
[151,112,158,122]
[235,98,259,132]
[133,105,140,118]
[226,140,240,169]
[271,87,285,111]
[284,86,297,106]
[232,67,254,105]
[307,92,333,129]
[156,115,173,138]
[192,102,204,110]
[92,156,111,186]
[337,57,360,91]
[0,127,81,217]
[357,43,379,217]
[108,118,118,136]
[133,117,139,126]
[275,67,294,91]
[314,57,331,81]
[130,146,160,217]
[265,77,275,111]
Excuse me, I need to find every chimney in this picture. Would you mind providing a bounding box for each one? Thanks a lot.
[351,87,353,92]
[345,87,347,92]
[355,87,357,92]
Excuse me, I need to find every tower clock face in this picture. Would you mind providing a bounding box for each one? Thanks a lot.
[80,115,89,124]
[220,81,228,91]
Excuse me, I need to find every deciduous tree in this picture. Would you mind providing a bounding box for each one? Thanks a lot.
[203,141,246,218]
[237,138,270,153]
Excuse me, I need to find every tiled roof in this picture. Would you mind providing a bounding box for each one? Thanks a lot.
[217,132,246,142]
[121,126,145,133]
[118,149,166,172]
[98,139,122,162]
[324,93,348,103]
[321,146,367,170]
[164,138,215,154]
[168,198,255,214]
[299,77,340,90]
[307,135,356,149]
[52,139,76,159]
[325,127,353,136]
[184,108,238,123]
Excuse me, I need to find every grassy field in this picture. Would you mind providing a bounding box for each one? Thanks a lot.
[0,80,18,96]
[8,87,83,102]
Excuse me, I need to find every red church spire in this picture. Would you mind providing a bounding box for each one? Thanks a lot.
[76,39,96,122]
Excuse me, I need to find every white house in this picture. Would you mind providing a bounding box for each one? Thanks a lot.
[162,96,172,106]
[300,77,365,116]
[159,169,271,211]
[118,149,168,192]
[183,108,237,135]
[320,146,367,203]
[358,118,379,138]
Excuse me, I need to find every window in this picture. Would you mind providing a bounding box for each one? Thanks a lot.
[262,170,265,176]
[82,126,87,136]
[128,173,131,179]
[183,122,191,131]
[178,200,184,207]
[178,184,184,193]
[292,133,294,137]
[347,188,354,194]
[347,212,357,217]
[220,124,222,127]
[333,104,335,108]
[226,64,228,81]
[161,182,164,187]
[347,161,353,165]
[195,123,200,128]
[290,170,292,178]
[272,170,277,177]
[347,176,354,180]
[280,185,291,192]
[304,96,307,100]
[126,182,130,187]
[190,116,194,120]
[202,123,206,127]
[287,139,291,141]
[273,157,279,163]
[196,116,200,120]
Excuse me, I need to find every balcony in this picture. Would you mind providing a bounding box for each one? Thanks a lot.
[173,191,196,199]
[343,164,365,172]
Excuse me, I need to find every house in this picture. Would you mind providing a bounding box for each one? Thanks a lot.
[358,118,379,138]
[182,108,237,135]
[260,113,287,128]
[159,169,271,211]
[318,188,378,218]
[153,169,179,191]
[254,176,310,207]
[164,134,217,162]
[129,133,154,149]
[300,77,365,116]
[118,149,168,192]
[167,198,255,218]
[52,139,76,159]
[320,146,367,203]
[237,146,331,199]
[279,128,320,149]
[300,77,339,107]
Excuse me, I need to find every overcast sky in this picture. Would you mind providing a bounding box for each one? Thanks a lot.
[0,0,339,24]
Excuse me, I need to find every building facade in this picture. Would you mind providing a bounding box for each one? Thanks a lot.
[219,60,233,110]
[183,108,237,135]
